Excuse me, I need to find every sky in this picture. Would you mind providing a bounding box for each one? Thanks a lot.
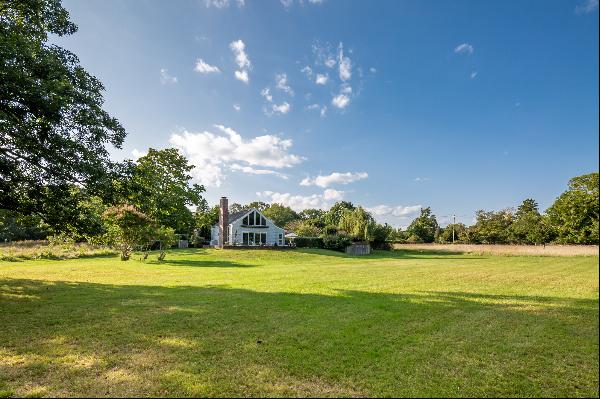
[53,0,599,227]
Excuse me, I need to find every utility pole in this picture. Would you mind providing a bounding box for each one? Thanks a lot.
[452,214,456,244]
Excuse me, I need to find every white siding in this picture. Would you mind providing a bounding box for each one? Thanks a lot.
[229,209,285,246]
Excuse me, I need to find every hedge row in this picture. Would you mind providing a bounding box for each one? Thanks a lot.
[294,235,352,252]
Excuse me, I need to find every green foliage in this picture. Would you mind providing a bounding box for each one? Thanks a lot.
[438,223,468,243]
[126,148,205,234]
[325,201,355,226]
[194,204,219,242]
[406,207,439,243]
[285,220,322,237]
[0,0,126,227]
[322,234,352,252]
[509,199,555,245]
[298,208,327,228]
[154,226,177,261]
[0,210,48,241]
[263,203,299,227]
[547,172,599,244]
[469,209,514,244]
[338,206,375,242]
[294,236,324,248]
[101,205,154,261]
[371,223,395,249]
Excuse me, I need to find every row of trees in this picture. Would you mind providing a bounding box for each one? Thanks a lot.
[387,172,598,245]
[192,172,599,247]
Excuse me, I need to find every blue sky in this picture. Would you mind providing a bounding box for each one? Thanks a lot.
[54,0,599,227]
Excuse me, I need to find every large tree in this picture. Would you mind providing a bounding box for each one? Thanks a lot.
[263,203,299,228]
[547,173,599,244]
[406,207,439,243]
[0,0,126,226]
[126,148,205,234]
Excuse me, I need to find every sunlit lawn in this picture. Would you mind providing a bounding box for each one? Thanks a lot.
[0,248,598,397]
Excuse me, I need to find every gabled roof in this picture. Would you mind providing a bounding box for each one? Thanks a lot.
[228,210,248,224]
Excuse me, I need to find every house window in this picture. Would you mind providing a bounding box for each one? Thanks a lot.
[278,233,283,246]
[243,232,248,245]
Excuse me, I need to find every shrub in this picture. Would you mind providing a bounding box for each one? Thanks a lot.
[322,235,352,252]
[294,237,324,248]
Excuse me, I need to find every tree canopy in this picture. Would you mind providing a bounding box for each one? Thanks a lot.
[0,0,126,225]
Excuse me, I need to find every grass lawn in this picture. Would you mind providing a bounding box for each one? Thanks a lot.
[0,248,598,397]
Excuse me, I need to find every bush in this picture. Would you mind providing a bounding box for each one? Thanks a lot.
[294,237,324,248]
[322,235,352,252]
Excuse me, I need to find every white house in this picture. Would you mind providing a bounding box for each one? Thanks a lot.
[210,197,286,247]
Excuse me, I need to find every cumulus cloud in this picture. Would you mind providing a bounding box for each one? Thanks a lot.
[300,171,368,188]
[233,104,241,111]
[454,43,474,55]
[324,57,336,68]
[271,102,291,115]
[280,0,293,7]
[367,205,422,217]
[338,43,352,81]
[276,73,294,95]
[159,69,177,84]
[230,39,250,83]
[306,103,327,117]
[315,73,329,85]
[234,70,249,83]
[169,125,304,187]
[332,93,350,109]
[369,67,377,73]
[257,189,344,211]
[470,71,478,79]
[231,164,288,179]
[194,58,220,74]
[575,0,598,14]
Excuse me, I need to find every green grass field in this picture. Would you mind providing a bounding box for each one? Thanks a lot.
[0,249,598,397]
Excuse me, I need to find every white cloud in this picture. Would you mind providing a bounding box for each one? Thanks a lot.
[320,105,327,117]
[332,93,350,109]
[325,57,336,68]
[271,102,291,115]
[233,104,241,111]
[131,149,147,160]
[169,125,304,187]
[306,104,327,117]
[315,73,328,85]
[205,0,245,7]
[280,0,293,7]
[369,67,377,73]
[414,177,430,182]
[300,171,368,188]
[261,87,273,102]
[367,205,422,218]
[234,70,249,83]
[276,73,294,95]
[575,0,598,13]
[257,189,344,211]
[231,164,288,179]
[230,39,250,83]
[159,68,177,84]
[194,58,220,74]
[454,43,474,55]
[301,65,313,78]
[470,71,478,79]
[338,43,352,81]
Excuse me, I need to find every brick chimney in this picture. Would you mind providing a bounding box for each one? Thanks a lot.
[219,197,229,248]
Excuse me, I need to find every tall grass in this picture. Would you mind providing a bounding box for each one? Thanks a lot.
[0,240,115,261]
[393,243,599,256]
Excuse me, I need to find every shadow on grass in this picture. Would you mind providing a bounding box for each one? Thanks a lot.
[154,259,255,268]
[293,248,482,260]
[0,278,597,397]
